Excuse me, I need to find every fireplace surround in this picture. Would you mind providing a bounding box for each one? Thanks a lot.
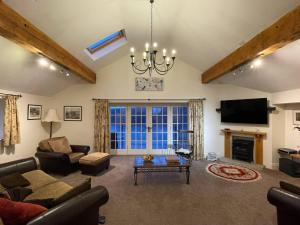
[221,129,266,165]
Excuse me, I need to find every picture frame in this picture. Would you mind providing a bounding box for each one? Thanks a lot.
[27,104,42,120]
[64,106,82,121]
[135,77,164,91]
[293,110,300,125]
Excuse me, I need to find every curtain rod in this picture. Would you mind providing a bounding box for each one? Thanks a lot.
[92,98,206,101]
[0,93,22,98]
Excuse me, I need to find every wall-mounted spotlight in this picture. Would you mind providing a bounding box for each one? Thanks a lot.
[49,64,57,71]
[38,58,49,67]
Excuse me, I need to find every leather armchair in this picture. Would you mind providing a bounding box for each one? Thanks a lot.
[267,181,300,225]
[36,145,90,175]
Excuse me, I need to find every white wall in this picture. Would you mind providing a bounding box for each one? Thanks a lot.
[0,89,50,163]
[47,56,278,168]
[271,88,300,157]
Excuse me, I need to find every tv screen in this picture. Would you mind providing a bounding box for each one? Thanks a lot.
[221,98,268,124]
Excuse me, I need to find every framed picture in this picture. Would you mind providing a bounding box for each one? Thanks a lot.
[135,77,164,91]
[27,104,42,120]
[64,106,82,121]
[293,110,300,125]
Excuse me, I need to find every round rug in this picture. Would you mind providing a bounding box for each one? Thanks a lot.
[206,163,261,183]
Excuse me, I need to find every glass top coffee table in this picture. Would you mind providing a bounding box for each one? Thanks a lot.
[133,156,191,185]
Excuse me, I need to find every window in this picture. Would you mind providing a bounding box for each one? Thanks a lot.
[0,99,4,140]
[110,106,126,150]
[172,106,189,149]
[85,29,127,61]
[131,106,147,149]
[152,107,168,149]
[109,104,189,154]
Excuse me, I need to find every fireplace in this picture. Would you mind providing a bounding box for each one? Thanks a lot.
[232,136,254,163]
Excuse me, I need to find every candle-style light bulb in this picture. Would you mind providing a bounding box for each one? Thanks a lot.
[166,57,170,65]
[153,42,158,49]
[162,49,167,57]
[130,47,135,56]
[145,43,150,52]
[143,52,147,60]
[171,49,176,57]
[132,57,135,63]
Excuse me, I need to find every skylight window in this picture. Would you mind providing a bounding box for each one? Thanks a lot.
[85,29,127,61]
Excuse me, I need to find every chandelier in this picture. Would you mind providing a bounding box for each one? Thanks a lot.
[130,0,176,76]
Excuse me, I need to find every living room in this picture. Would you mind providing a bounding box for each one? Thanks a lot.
[0,0,300,225]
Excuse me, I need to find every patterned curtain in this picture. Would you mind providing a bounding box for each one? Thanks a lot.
[94,99,110,153]
[4,96,20,147]
[188,100,204,160]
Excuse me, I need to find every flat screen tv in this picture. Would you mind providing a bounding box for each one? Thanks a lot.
[221,98,268,124]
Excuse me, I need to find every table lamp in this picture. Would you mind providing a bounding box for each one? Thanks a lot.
[43,109,61,138]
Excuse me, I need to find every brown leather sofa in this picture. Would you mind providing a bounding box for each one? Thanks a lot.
[267,181,300,225]
[0,157,109,225]
[35,137,90,175]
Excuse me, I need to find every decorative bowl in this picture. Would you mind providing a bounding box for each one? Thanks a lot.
[143,155,154,161]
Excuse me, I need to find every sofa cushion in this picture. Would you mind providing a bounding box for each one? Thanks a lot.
[24,181,72,201]
[52,178,91,206]
[79,152,110,166]
[22,170,57,192]
[68,152,85,163]
[7,187,32,201]
[48,137,72,154]
[0,173,30,189]
[38,137,64,152]
[0,198,47,225]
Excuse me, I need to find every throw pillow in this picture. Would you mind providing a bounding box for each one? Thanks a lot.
[7,187,32,202]
[52,178,91,206]
[0,173,30,189]
[38,137,64,152]
[0,198,47,225]
[48,137,72,154]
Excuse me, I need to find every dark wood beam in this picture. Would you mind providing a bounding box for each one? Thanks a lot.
[202,5,300,83]
[0,1,96,83]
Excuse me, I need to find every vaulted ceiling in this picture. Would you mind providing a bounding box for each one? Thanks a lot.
[1,0,300,95]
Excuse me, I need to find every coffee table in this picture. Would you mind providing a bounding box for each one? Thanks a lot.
[133,156,191,185]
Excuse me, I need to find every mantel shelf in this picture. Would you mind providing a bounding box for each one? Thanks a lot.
[221,129,267,137]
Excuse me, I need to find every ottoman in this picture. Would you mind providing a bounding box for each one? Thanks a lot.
[79,152,110,175]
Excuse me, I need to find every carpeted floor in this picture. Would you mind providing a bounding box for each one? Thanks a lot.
[60,156,300,225]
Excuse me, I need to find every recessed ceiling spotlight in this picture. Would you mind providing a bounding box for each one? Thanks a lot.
[49,64,57,71]
[38,58,49,67]
[66,72,70,77]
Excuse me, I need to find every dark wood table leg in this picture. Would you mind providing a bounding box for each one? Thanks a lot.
[134,168,138,185]
[186,167,190,184]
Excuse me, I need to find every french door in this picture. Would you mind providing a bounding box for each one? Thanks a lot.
[110,104,188,155]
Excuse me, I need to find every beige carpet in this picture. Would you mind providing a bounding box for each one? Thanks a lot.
[60,156,300,225]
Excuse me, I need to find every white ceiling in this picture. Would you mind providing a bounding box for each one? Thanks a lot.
[215,39,300,93]
[1,0,300,95]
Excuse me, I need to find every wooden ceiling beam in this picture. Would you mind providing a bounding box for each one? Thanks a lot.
[201,5,300,83]
[0,1,96,83]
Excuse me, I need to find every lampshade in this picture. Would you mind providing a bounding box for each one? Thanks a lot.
[43,109,60,123]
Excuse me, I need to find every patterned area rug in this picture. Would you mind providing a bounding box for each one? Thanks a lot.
[206,163,262,183]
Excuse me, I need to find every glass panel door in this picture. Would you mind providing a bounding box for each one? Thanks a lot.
[151,106,168,151]
[130,106,147,151]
